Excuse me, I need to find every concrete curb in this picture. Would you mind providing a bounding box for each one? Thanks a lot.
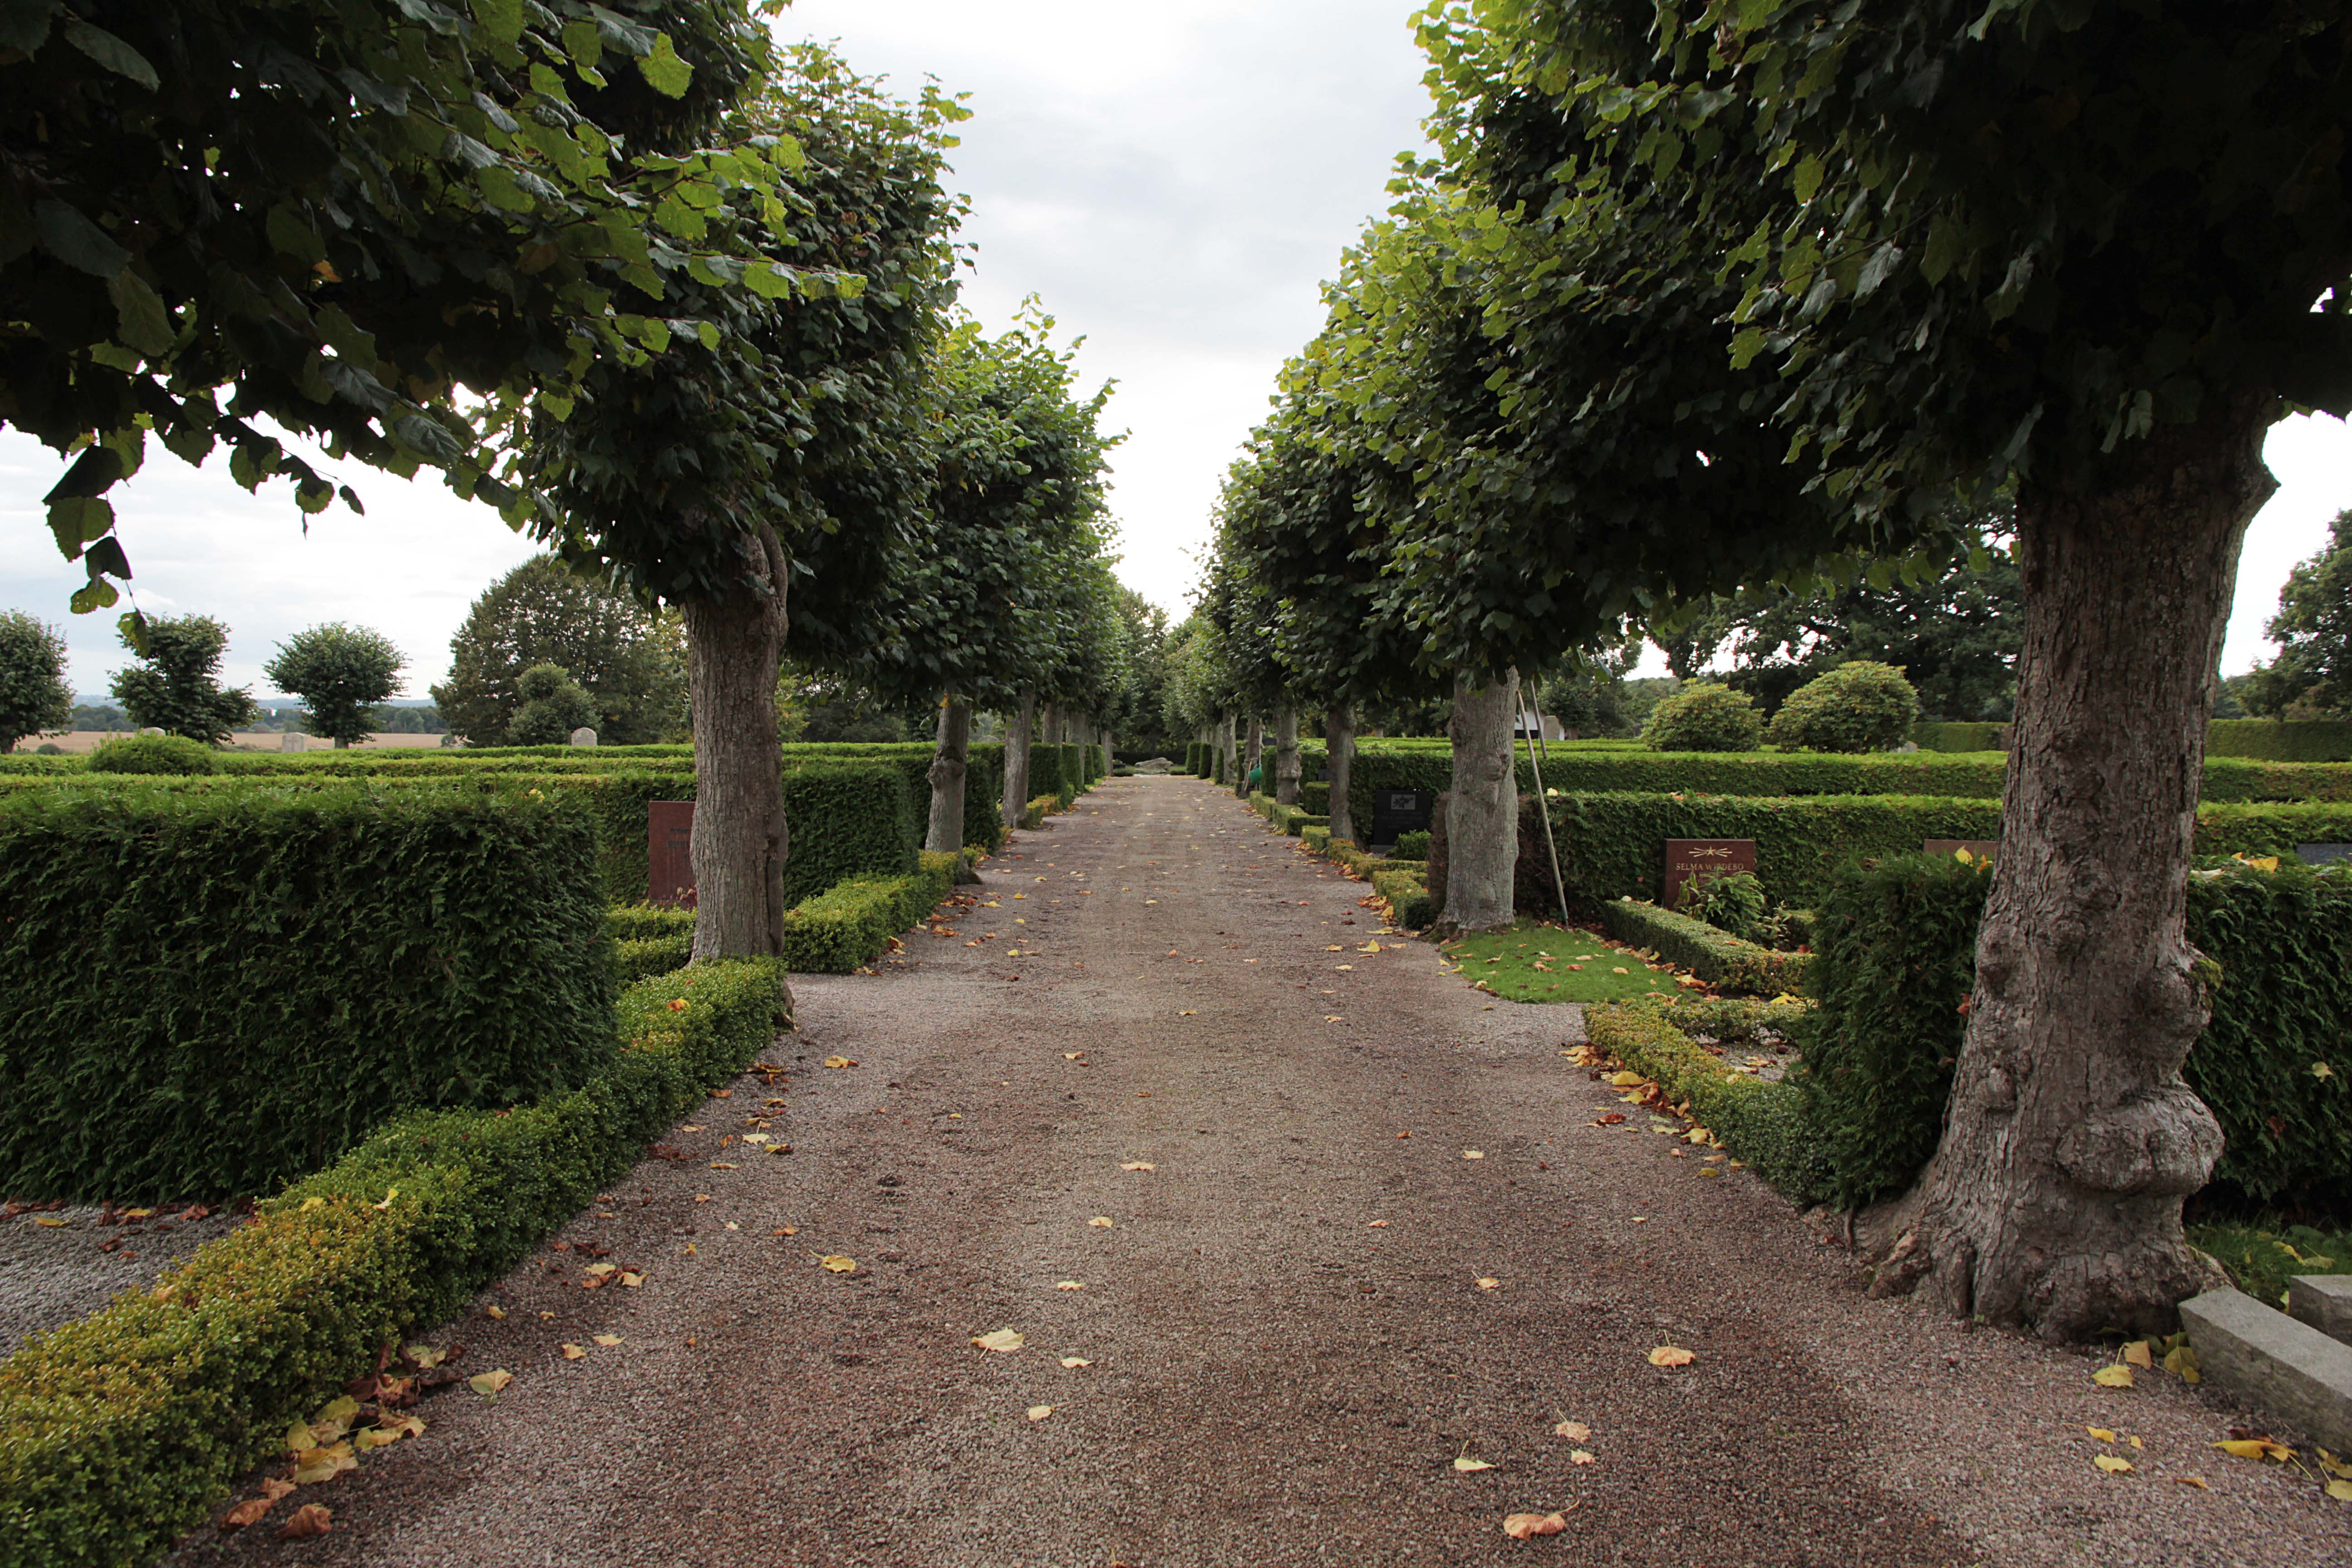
[2288,1274,2352,1348]
[2180,1287,2352,1452]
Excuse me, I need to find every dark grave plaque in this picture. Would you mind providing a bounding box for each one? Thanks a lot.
[648,800,697,908]
[1368,788,1434,850]
[1925,838,2001,861]
[1663,838,1757,909]
[2298,843,2352,867]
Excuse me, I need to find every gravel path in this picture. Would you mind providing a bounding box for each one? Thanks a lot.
[164,775,2342,1566]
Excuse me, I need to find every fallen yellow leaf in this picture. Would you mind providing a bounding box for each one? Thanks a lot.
[1453,1457,1494,1473]
[561,1344,587,1361]
[468,1369,513,1396]
[405,1343,446,1369]
[584,1262,616,1277]
[1462,1150,1485,1160]
[1055,1280,1086,1291]
[2087,1427,2117,1443]
[484,1305,506,1320]
[2327,1479,2352,1502]
[1477,1277,1501,1290]
[972,1328,1025,1353]
[1120,1161,1155,1171]
[1179,1009,1196,1016]
[2091,1364,2135,1388]
[1027,1405,1053,1421]
[1647,1346,1695,1367]
[1607,1071,1646,1088]
[2094,1455,2135,1475]
[1501,1513,1567,1539]
[2176,1475,2210,1490]
[2122,1340,2154,1368]
[1570,1448,1596,1465]
[1088,1216,1115,1228]
[1553,1421,1591,1441]
[1060,1357,1092,1368]
[818,1255,856,1274]
[619,1270,645,1288]
[593,1334,622,1347]
[823,1056,857,1069]
[2214,1437,2294,1461]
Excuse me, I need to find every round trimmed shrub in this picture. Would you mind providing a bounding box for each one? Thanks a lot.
[86,733,219,774]
[1767,661,1921,753]
[1641,683,1764,752]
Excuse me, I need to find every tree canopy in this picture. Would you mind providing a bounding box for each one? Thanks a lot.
[0,610,73,752]
[2247,508,2352,719]
[433,555,686,745]
[263,622,406,748]
[108,613,253,741]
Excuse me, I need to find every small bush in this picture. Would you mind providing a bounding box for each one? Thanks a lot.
[1676,869,1771,944]
[84,733,218,774]
[1394,828,1431,858]
[1767,662,1921,753]
[781,850,959,973]
[506,663,599,745]
[1641,683,1763,752]
[1586,1002,1828,1202]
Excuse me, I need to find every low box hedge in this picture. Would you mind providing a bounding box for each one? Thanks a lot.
[2209,719,2352,763]
[0,959,789,1568]
[1585,1000,1828,1203]
[0,783,616,1202]
[1599,899,1812,997]
[613,932,693,984]
[1372,867,1434,929]
[782,851,960,974]
[1797,853,2352,1210]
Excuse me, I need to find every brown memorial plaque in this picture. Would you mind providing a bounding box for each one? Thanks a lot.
[1924,838,2000,861]
[1662,838,1757,910]
[648,800,697,908]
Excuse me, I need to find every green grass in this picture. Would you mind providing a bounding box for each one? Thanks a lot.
[1440,918,1695,1004]
[2186,1219,2352,1308]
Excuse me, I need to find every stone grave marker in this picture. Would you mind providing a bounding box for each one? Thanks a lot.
[2297,843,2351,867]
[280,731,305,752]
[1368,788,1433,849]
[1663,838,1756,909]
[570,726,598,747]
[648,800,696,907]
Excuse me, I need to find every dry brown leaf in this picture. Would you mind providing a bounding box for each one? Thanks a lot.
[2093,1455,2135,1475]
[973,1328,1025,1352]
[276,1504,333,1540]
[1060,1357,1092,1368]
[593,1334,622,1347]
[1027,1405,1053,1421]
[2091,1364,2134,1388]
[1647,1346,1695,1367]
[1453,1457,1494,1473]
[1179,1009,1196,1016]
[1120,1161,1155,1171]
[1501,1512,1567,1539]
[561,1344,586,1361]
[1367,1219,1390,1228]
[468,1369,513,1396]
[2122,1340,2154,1368]
[1554,1421,1591,1441]
[1088,1216,1115,1228]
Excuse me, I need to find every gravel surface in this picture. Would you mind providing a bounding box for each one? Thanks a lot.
[1,1202,241,1358]
[160,775,2342,1566]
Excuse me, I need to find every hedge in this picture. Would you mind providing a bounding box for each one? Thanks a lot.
[1538,790,2352,911]
[613,933,693,984]
[2209,720,2352,763]
[1586,1000,1828,1203]
[1911,722,2006,753]
[1599,900,1812,997]
[1373,867,1435,929]
[1028,743,1085,809]
[0,784,616,1202]
[0,960,788,1568]
[1797,853,2352,1210]
[782,851,961,974]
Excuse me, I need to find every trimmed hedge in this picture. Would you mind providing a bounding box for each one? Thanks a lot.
[0,960,788,1568]
[2210,720,2352,763]
[1586,1000,1828,1203]
[1912,721,2005,753]
[613,933,692,984]
[1797,853,2352,1210]
[1539,790,2352,911]
[1028,743,1085,809]
[1373,867,1435,929]
[0,784,616,1201]
[1600,899,1812,997]
[782,851,960,974]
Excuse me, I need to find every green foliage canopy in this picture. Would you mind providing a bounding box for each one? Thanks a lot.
[433,555,686,745]
[1641,682,1763,753]
[0,610,72,752]
[107,612,254,741]
[263,622,406,748]
[1766,661,1921,754]
[2249,509,2352,719]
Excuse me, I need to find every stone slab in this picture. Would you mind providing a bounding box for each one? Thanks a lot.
[1662,838,1756,910]
[2179,1286,2352,1451]
[2289,1274,2352,1348]
[2298,842,2351,867]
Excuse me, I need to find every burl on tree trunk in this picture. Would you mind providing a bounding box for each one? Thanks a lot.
[1444,674,1519,932]
[1000,693,1034,829]
[1878,392,2276,1340]
[926,688,970,862]
[684,522,792,964]
[1324,702,1356,845]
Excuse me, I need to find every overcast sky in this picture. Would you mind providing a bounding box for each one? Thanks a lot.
[0,1,2342,700]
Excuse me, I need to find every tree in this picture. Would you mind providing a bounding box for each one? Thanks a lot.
[108,613,253,742]
[434,557,686,745]
[5,0,791,618]
[0,610,73,752]
[264,623,405,748]
[2246,509,2352,719]
[1642,684,1763,754]
[507,664,601,745]
[1397,0,2352,1335]
[527,48,961,960]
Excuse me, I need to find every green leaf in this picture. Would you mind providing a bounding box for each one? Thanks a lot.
[473,166,535,214]
[33,199,127,277]
[695,321,719,350]
[1921,216,1967,286]
[1730,326,1768,370]
[560,18,601,69]
[61,19,157,89]
[0,0,57,52]
[638,32,692,98]
[265,204,325,267]
[47,495,115,556]
[68,578,119,614]
[296,477,334,514]
[1792,156,1825,204]
[107,270,176,356]
[470,0,524,46]
[536,390,576,420]
[742,261,797,300]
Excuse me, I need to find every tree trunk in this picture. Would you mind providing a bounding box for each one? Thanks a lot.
[1324,702,1357,844]
[1000,693,1034,829]
[1884,392,2275,1341]
[1220,713,1238,787]
[1274,705,1301,805]
[1244,715,1264,796]
[1443,673,1519,932]
[684,522,792,964]
[925,687,970,857]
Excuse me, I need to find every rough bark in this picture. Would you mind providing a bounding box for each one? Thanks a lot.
[1426,790,1450,916]
[1274,705,1301,806]
[1244,716,1264,796]
[1443,673,1519,933]
[1000,693,1034,829]
[925,688,970,858]
[1217,712,1237,786]
[684,521,792,965]
[1881,392,2275,1341]
[1323,702,1356,845]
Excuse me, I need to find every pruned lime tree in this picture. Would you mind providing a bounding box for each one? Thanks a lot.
[525,47,961,960]
[434,556,687,745]
[263,623,407,748]
[3,0,795,620]
[1381,0,2352,1336]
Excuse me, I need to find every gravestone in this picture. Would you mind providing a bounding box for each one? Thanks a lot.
[2298,843,2351,867]
[647,801,696,908]
[280,731,305,752]
[1368,787,1434,849]
[570,726,598,748]
[1925,838,2000,861]
[137,727,164,737]
[1662,838,1757,909]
